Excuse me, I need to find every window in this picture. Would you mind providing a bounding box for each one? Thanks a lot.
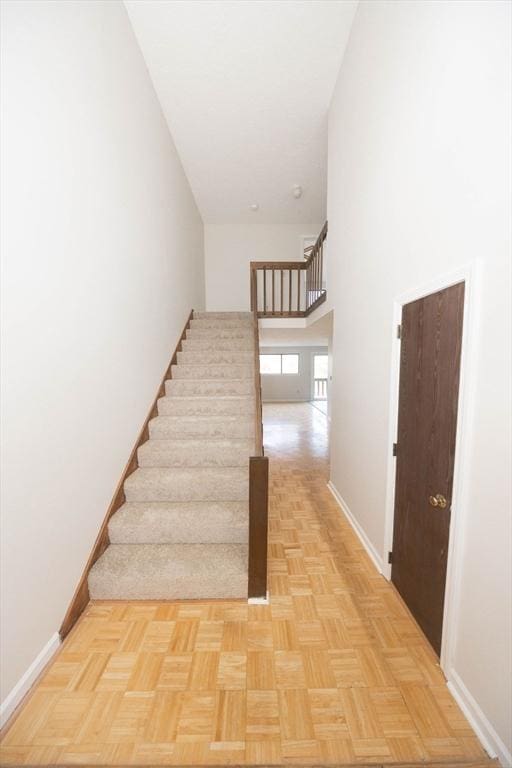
[260,353,299,375]
[314,355,328,379]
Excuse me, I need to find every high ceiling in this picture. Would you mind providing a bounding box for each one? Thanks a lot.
[125,1,357,225]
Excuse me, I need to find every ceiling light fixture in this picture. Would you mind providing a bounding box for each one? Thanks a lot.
[250,203,259,211]
[292,185,303,199]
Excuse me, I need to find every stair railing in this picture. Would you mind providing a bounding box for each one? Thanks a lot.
[314,377,328,400]
[248,300,269,600]
[250,220,328,318]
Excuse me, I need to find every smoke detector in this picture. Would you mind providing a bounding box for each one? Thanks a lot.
[292,185,303,199]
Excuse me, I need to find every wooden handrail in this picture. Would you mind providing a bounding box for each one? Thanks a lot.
[251,260,308,270]
[250,221,328,318]
[60,310,194,638]
[304,220,328,268]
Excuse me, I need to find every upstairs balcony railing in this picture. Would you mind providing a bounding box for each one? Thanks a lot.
[313,377,328,400]
[250,221,327,318]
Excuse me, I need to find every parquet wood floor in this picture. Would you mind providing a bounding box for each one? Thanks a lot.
[0,405,493,766]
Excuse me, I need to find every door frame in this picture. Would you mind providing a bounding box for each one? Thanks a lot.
[383,261,481,671]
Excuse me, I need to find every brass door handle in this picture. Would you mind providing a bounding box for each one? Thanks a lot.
[429,494,448,509]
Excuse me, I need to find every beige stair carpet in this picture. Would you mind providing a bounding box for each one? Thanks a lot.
[88,311,256,600]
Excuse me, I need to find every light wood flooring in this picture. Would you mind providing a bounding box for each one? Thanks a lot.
[0,404,494,766]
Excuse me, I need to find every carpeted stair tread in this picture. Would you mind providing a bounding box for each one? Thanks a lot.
[177,350,254,365]
[88,543,248,599]
[108,501,248,544]
[138,438,254,467]
[186,327,253,339]
[193,311,252,320]
[165,378,254,396]
[148,414,253,439]
[157,395,255,416]
[171,363,253,379]
[182,338,253,351]
[190,317,253,329]
[124,466,248,502]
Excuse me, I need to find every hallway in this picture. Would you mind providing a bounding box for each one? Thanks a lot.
[0,404,491,766]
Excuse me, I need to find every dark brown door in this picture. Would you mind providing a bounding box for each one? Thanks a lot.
[391,282,465,655]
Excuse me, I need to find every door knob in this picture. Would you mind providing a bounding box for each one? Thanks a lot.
[429,494,448,509]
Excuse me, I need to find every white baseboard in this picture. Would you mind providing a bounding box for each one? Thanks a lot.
[327,481,384,574]
[447,667,511,767]
[0,632,61,728]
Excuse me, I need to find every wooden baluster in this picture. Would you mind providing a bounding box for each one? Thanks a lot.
[250,269,255,313]
[249,220,327,318]
[320,243,323,295]
[315,250,318,301]
[311,252,314,302]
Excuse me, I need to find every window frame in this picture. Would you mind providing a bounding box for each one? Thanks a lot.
[259,353,300,375]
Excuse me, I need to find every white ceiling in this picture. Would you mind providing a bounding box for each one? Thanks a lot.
[260,311,333,347]
[125,1,357,225]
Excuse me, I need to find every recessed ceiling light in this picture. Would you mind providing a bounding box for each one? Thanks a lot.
[250,203,259,211]
[292,185,303,199]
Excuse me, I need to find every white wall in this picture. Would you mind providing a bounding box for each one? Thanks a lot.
[260,346,327,402]
[0,0,204,714]
[205,222,323,311]
[327,0,511,759]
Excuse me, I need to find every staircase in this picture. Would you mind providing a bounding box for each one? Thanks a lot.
[88,311,257,600]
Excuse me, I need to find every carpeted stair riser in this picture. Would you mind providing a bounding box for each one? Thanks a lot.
[108,501,248,544]
[148,415,254,439]
[165,378,254,396]
[88,544,248,600]
[182,338,253,352]
[157,395,255,417]
[190,317,253,330]
[137,439,254,468]
[186,327,253,339]
[171,363,253,380]
[177,350,254,365]
[124,466,248,502]
[193,311,253,320]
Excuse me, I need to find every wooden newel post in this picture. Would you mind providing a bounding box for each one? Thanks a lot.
[248,455,269,599]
